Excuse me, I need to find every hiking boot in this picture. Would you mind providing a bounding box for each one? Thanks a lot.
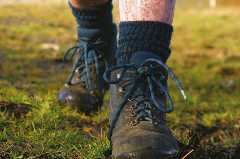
[58,24,117,114]
[104,51,187,158]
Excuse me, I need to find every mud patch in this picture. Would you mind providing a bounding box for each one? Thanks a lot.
[226,56,240,63]
[0,101,32,118]
[218,66,240,76]
[169,130,236,159]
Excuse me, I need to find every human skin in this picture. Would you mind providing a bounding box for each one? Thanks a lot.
[119,0,176,25]
[69,0,108,8]
[69,0,176,25]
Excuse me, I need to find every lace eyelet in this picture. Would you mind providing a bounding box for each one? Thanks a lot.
[151,120,159,126]
[130,104,136,110]
[128,98,133,101]
[130,121,138,126]
[125,105,136,111]
[118,87,124,94]
[147,104,155,110]
[117,73,121,79]
[130,112,137,117]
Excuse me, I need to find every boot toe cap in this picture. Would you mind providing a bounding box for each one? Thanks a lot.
[58,85,100,114]
[112,128,178,158]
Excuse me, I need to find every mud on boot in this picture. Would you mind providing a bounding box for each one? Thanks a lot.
[58,24,117,114]
[104,51,187,158]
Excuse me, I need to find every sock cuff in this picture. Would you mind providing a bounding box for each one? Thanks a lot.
[116,21,173,64]
[69,0,113,30]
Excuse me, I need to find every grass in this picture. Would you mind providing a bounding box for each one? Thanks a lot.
[0,1,240,158]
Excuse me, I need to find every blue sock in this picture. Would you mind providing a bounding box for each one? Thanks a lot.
[116,21,173,64]
[69,0,113,31]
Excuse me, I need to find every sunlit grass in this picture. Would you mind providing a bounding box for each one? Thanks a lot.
[0,1,240,158]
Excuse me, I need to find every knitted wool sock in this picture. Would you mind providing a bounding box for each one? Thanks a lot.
[69,0,113,31]
[116,21,173,64]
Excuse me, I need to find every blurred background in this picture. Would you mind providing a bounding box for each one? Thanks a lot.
[1,0,240,6]
[0,0,240,158]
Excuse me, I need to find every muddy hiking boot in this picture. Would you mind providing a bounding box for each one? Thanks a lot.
[104,51,187,158]
[58,24,117,114]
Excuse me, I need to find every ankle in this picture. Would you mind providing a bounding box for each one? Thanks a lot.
[69,0,113,31]
[116,21,173,64]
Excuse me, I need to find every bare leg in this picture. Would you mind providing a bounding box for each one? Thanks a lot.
[69,0,108,8]
[119,0,176,25]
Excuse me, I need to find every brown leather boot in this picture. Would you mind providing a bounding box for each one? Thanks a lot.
[104,51,187,158]
[58,24,117,114]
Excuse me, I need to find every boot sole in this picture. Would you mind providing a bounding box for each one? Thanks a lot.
[116,150,177,159]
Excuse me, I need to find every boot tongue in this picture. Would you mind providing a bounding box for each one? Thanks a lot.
[130,51,167,76]
[129,51,168,102]
[130,51,162,65]
[77,27,105,42]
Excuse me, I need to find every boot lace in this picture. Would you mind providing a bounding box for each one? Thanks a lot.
[104,58,187,140]
[63,40,108,93]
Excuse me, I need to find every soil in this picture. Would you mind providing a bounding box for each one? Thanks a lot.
[1,101,240,159]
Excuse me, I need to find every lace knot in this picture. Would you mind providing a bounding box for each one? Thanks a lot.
[137,66,151,75]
